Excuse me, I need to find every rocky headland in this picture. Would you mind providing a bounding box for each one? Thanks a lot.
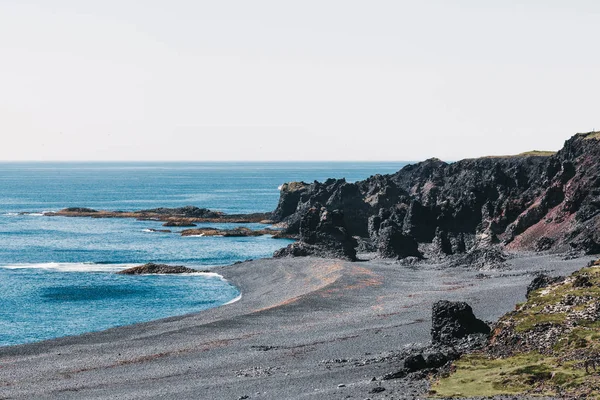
[41,132,600,266]
[271,132,600,263]
[10,131,600,399]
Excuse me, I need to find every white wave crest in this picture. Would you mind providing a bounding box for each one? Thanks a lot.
[223,293,242,305]
[277,184,283,190]
[0,262,134,273]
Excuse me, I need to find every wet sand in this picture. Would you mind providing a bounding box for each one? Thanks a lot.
[0,254,594,399]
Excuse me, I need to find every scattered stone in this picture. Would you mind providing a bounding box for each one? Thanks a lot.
[424,352,450,369]
[403,354,427,372]
[250,345,279,352]
[370,387,385,393]
[235,366,279,378]
[574,274,593,288]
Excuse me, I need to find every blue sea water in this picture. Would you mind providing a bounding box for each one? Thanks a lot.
[0,162,406,346]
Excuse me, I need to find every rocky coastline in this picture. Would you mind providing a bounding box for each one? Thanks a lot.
[270,132,600,263]
[10,131,600,399]
[44,205,272,225]
[4,253,592,399]
[40,133,600,266]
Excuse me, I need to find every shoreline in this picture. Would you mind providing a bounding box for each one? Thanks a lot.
[1,253,595,399]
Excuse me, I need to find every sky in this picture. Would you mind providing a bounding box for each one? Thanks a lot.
[1,1,599,161]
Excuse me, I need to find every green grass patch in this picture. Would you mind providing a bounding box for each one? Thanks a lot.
[431,353,586,398]
[514,312,567,332]
[581,131,600,140]
[517,150,557,157]
[432,261,600,398]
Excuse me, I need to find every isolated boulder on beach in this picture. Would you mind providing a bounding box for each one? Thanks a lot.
[431,300,490,345]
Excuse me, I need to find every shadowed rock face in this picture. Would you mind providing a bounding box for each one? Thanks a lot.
[272,132,600,260]
[431,300,491,345]
[274,206,357,261]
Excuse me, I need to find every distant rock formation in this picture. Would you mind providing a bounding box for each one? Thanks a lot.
[272,132,600,261]
[46,206,272,224]
[163,221,197,227]
[181,226,289,238]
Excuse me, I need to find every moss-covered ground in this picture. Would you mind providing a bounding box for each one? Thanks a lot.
[431,260,600,398]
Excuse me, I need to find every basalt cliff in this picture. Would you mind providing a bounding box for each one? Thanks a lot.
[272,132,600,261]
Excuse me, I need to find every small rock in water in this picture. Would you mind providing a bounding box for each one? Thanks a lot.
[117,263,200,275]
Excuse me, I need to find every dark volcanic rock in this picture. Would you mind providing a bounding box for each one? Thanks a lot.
[526,274,565,298]
[431,300,491,345]
[375,219,421,259]
[274,206,357,261]
[63,207,98,213]
[140,206,221,219]
[271,132,600,261]
[272,182,309,222]
[162,221,198,227]
[117,263,201,275]
[424,351,451,369]
[403,354,427,372]
[448,247,508,270]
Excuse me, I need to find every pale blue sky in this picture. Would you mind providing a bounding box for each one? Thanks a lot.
[1,1,599,161]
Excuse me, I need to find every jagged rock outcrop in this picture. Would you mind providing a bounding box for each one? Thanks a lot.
[272,132,600,261]
[274,206,357,261]
[431,300,491,345]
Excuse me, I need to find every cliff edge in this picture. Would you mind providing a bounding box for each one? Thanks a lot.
[272,132,600,261]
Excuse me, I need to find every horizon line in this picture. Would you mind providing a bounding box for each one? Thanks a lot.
[0,159,421,163]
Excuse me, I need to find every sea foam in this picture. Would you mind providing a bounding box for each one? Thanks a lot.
[0,262,134,273]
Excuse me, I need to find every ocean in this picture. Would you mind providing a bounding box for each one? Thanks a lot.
[0,162,406,346]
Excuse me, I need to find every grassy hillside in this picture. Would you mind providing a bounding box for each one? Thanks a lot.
[431,260,600,398]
